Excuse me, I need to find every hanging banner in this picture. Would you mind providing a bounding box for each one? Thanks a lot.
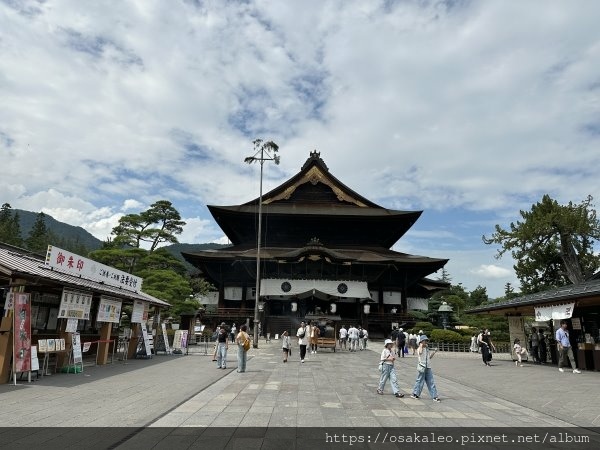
[131,300,149,324]
[58,288,92,320]
[45,245,142,292]
[97,296,123,323]
[535,302,575,321]
[141,326,152,356]
[13,293,32,373]
[161,323,171,354]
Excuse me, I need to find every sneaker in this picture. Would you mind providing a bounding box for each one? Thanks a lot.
[573,369,581,374]
[377,389,383,395]
[410,394,419,399]
[395,393,405,398]
[558,368,564,372]
[301,359,305,363]
[433,398,441,403]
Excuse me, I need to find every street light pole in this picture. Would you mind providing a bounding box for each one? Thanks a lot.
[245,139,280,348]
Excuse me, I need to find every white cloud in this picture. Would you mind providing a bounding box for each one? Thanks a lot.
[472,264,513,279]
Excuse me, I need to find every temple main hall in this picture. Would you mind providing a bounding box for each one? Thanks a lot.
[183,151,448,337]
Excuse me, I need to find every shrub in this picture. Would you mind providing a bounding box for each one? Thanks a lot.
[413,321,434,335]
[430,329,468,344]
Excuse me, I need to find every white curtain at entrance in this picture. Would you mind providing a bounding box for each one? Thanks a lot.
[534,302,575,321]
[260,278,371,299]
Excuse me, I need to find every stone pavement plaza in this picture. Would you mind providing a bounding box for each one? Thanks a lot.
[1,339,599,448]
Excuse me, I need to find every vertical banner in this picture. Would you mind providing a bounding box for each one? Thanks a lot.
[72,333,83,364]
[13,293,32,373]
[131,300,149,324]
[161,323,171,354]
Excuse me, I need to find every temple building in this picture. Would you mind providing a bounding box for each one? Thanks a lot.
[183,151,448,337]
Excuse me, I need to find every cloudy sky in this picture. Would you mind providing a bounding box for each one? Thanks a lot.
[1,0,599,298]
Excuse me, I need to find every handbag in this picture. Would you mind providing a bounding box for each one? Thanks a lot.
[417,363,426,373]
[378,362,383,372]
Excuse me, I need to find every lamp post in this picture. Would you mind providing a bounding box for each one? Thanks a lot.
[244,139,280,348]
[438,301,453,330]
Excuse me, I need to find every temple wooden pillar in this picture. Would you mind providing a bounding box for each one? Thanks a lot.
[127,323,141,359]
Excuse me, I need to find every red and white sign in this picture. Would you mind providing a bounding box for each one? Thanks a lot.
[46,245,143,292]
[13,293,32,373]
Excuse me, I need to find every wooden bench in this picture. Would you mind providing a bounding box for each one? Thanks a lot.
[317,337,337,352]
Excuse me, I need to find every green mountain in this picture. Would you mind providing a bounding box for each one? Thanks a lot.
[9,209,226,265]
[14,209,104,252]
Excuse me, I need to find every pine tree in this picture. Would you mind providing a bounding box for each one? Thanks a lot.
[0,203,23,246]
[26,212,53,253]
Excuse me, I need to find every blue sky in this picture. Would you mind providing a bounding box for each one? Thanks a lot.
[1,0,599,298]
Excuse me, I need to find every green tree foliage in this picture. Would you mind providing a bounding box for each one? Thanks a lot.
[0,203,24,246]
[88,201,209,316]
[468,285,489,308]
[111,200,185,251]
[25,212,56,253]
[483,195,600,293]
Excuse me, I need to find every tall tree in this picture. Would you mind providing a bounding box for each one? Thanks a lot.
[483,195,600,293]
[111,200,186,251]
[0,203,23,246]
[25,212,55,253]
[468,285,489,308]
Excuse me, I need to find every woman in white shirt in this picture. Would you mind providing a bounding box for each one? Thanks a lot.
[410,335,440,402]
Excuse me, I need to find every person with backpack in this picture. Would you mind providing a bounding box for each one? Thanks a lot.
[397,328,407,358]
[235,324,250,373]
[358,327,365,350]
[310,322,320,354]
[216,326,229,369]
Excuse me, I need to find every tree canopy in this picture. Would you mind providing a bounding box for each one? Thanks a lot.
[483,194,600,293]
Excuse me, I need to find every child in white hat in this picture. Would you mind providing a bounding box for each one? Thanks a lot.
[377,339,404,398]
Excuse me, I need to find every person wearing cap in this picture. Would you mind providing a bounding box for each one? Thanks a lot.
[410,335,440,402]
[377,339,405,398]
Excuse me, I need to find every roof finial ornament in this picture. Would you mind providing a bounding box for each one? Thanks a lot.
[310,150,320,159]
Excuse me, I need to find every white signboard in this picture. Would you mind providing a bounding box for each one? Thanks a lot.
[46,245,143,292]
[131,300,149,324]
[141,326,152,356]
[4,292,14,310]
[65,318,78,333]
[97,296,123,323]
[58,288,92,320]
[72,333,83,364]
[31,346,39,371]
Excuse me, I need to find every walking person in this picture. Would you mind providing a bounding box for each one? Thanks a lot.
[377,339,404,398]
[556,320,581,374]
[397,328,407,357]
[339,325,348,350]
[362,328,369,350]
[513,338,528,367]
[281,330,291,363]
[216,326,228,369]
[538,330,547,364]
[297,321,308,363]
[348,325,359,352]
[235,324,250,372]
[310,322,320,354]
[470,334,478,353]
[410,335,440,402]
[230,323,237,343]
[478,328,495,366]
[530,327,539,364]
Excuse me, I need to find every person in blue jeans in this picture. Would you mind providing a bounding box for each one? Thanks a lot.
[216,327,228,369]
[235,324,249,373]
[410,335,440,402]
[377,339,404,398]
